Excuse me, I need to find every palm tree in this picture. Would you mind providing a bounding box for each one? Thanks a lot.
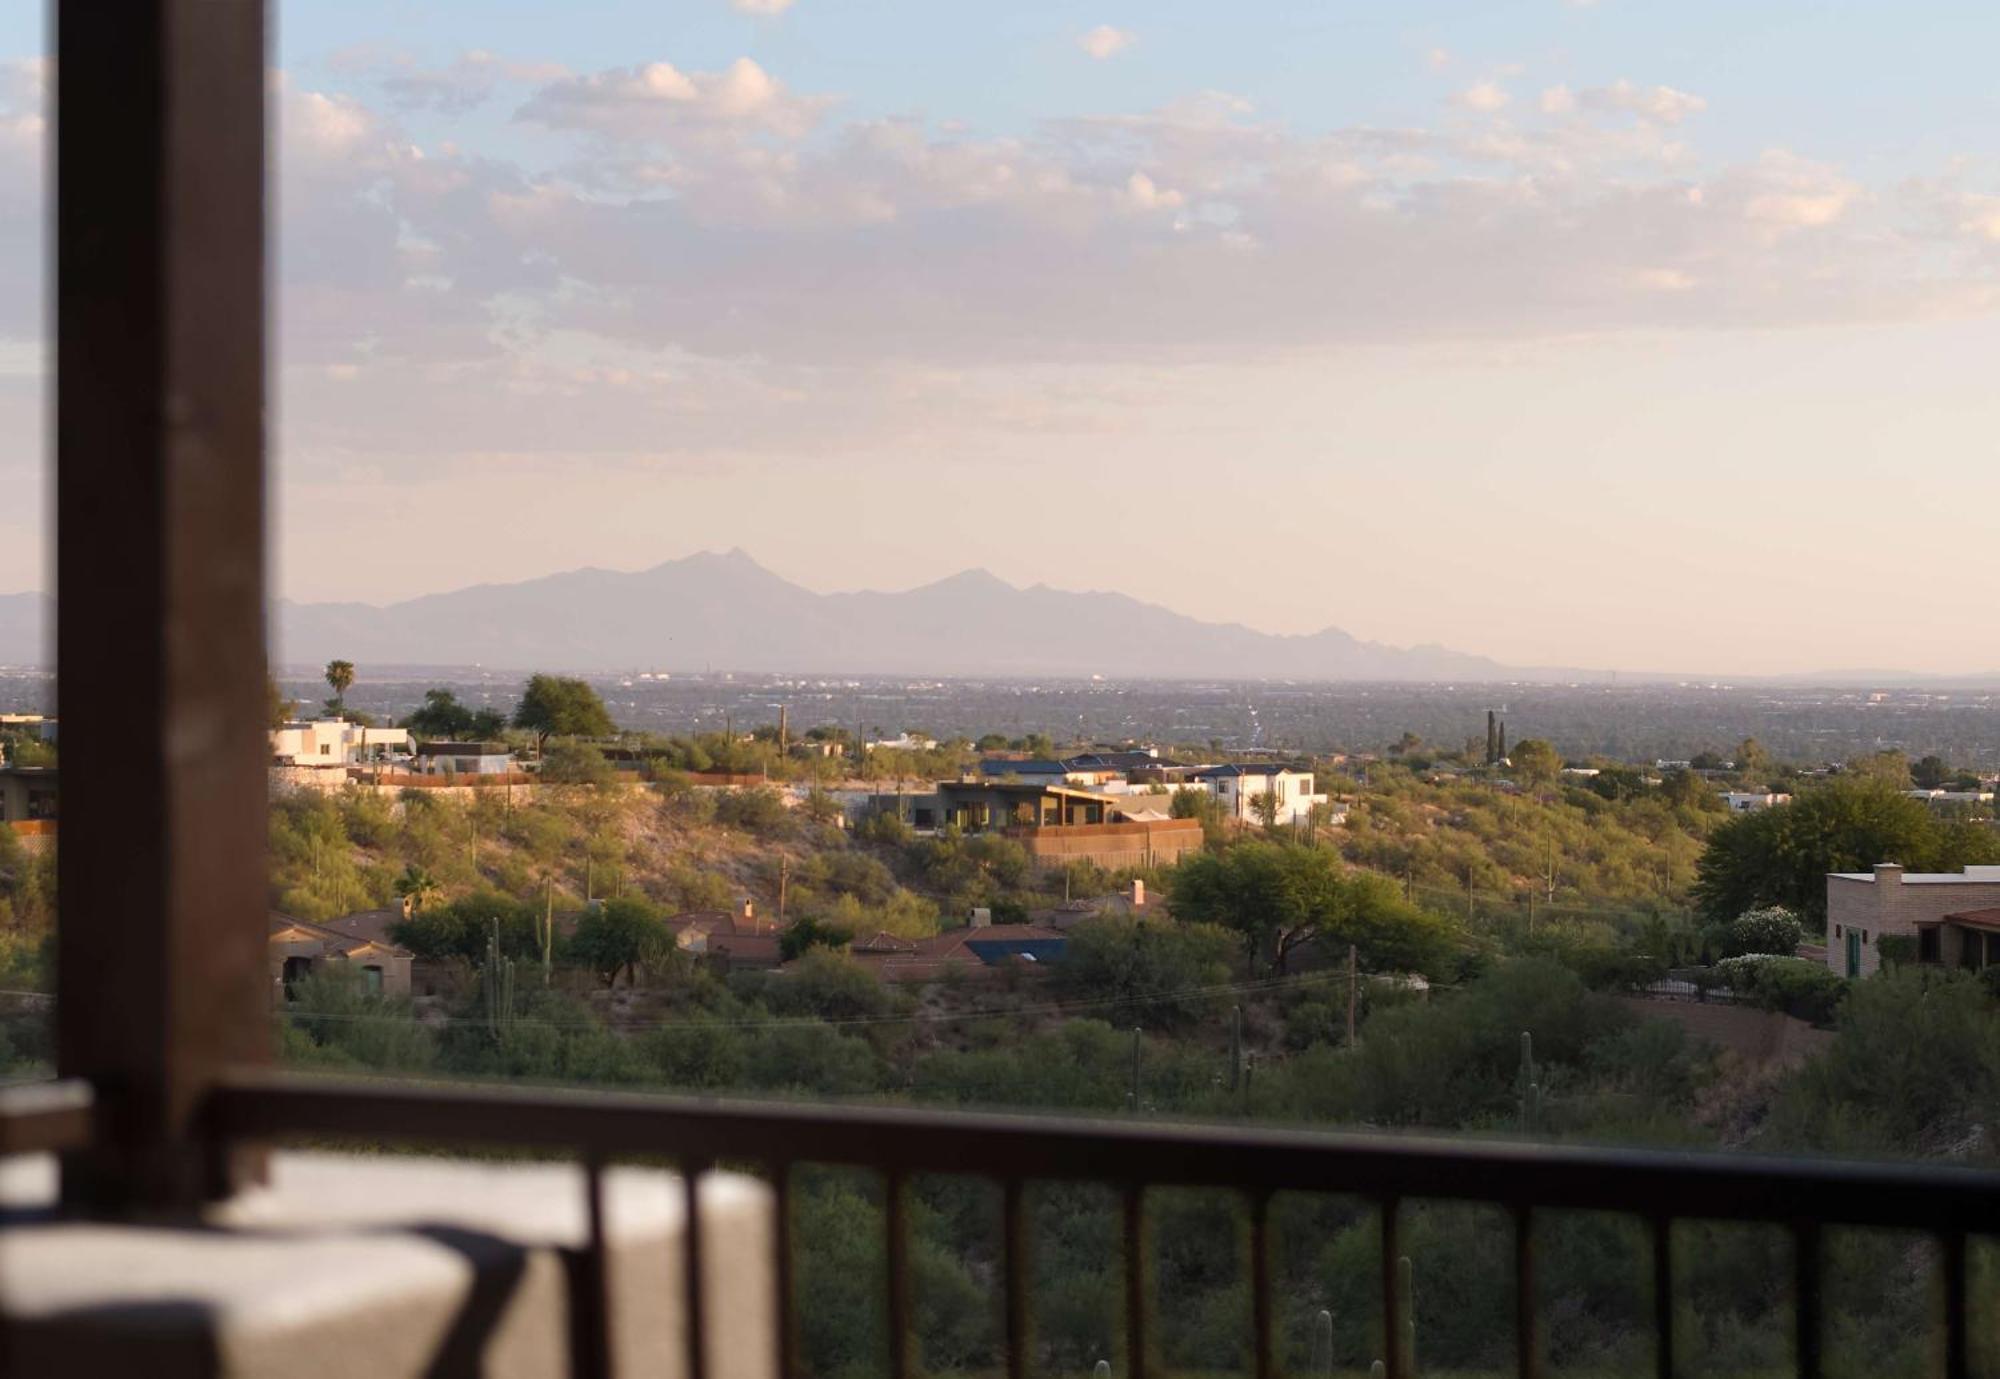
[393,863,442,918]
[324,659,355,717]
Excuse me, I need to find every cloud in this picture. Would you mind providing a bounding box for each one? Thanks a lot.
[1079,26,1135,60]
[516,57,828,141]
[1576,79,1706,125]
[1425,48,1452,71]
[1539,84,1576,115]
[1455,81,1510,113]
[732,0,795,13]
[334,48,570,115]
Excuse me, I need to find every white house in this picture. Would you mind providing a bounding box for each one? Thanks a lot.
[1191,765,1328,826]
[270,720,409,770]
[415,741,517,776]
[1720,791,1792,812]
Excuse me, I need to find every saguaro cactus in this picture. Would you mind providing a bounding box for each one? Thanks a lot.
[1519,1031,1540,1133]
[1397,1254,1416,1376]
[1311,1308,1334,1376]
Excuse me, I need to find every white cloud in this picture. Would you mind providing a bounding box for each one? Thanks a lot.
[1578,79,1706,125]
[1456,81,1510,113]
[516,56,828,142]
[1079,26,1135,60]
[1125,171,1184,210]
[732,0,795,13]
[1539,84,1576,115]
[1425,48,1452,71]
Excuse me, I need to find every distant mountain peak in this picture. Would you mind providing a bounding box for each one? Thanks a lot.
[916,567,1016,595]
[237,548,1530,678]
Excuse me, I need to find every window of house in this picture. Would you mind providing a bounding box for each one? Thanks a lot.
[1920,927,1941,963]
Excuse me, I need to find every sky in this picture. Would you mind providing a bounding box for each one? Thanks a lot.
[2,2,2000,676]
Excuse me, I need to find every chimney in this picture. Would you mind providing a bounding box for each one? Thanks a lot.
[1874,863,1904,887]
[1130,878,1146,909]
[740,897,757,929]
[969,906,992,929]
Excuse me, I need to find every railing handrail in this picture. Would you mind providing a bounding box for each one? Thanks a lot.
[205,1069,2000,1232]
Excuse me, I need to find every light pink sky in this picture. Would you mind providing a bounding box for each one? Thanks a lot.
[3,6,2000,676]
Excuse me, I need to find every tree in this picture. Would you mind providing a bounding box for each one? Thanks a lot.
[405,689,477,740]
[1509,738,1562,788]
[1737,737,1772,780]
[265,672,298,731]
[541,741,615,787]
[324,659,355,716]
[1171,840,1456,976]
[393,863,444,915]
[1251,790,1281,832]
[513,673,616,754]
[570,896,666,986]
[780,914,854,962]
[1912,755,1952,790]
[1693,777,2000,923]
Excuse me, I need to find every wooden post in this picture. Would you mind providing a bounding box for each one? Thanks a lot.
[56,0,271,1210]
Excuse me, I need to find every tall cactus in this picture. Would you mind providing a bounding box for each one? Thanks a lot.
[484,919,516,1040]
[1310,1308,1333,1377]
[1518,1031,1539,1133]
[1397,1254,1416,1377]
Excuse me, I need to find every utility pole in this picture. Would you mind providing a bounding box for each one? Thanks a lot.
[542,875,554,983]
[1346,944,1358,1047]
[1128,1026,1141,1112]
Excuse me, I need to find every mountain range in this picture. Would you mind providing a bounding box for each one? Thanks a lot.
[0,552,1531,680]
[4,552,1993,684]
[258,549,1519,679]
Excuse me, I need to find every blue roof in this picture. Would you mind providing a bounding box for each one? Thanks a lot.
[979,758,1070,776]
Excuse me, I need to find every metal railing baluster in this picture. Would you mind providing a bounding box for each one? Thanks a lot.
[1944,1230,1968,1379]
[1381,1197,1402,1379]
[1793,1221,1820,1379]
[573,1154,613,1379]
[1125,1184,1149,1379]
[1004,1178,1029,1379]
[1514,1204,1537,1379]
[773,1163,796,1379]
[684,1158,711,1379]
[1652,1216,1674,1379]
[1251,1189,1274,1379]
[887,1169,912,1379]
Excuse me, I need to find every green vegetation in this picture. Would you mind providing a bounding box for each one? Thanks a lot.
[1694,776,2000,922]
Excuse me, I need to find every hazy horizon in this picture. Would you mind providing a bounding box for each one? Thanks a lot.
[4,3,2000,676]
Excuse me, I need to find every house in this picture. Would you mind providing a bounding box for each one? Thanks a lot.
[665,898,783,969]
[0,766,56,825]
[270,719,409,769]
[929,780,1204,868]
[1190,764,1328,825]
[1907,789,1995,806]
[415,741,517,776]
[1720,791,1792,812]
[847,918,1069,983]
[866,733,937,753]
[1824,863,2000,978]
[268,909,413,1000]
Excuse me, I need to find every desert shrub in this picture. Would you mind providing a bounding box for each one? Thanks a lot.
[1716,954,1846,1025]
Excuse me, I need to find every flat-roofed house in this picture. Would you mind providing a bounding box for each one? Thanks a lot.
[415,741,517,776]
[1825,863,2000,978]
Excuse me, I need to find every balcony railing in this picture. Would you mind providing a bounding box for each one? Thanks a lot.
[11,1071,1997,1379]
